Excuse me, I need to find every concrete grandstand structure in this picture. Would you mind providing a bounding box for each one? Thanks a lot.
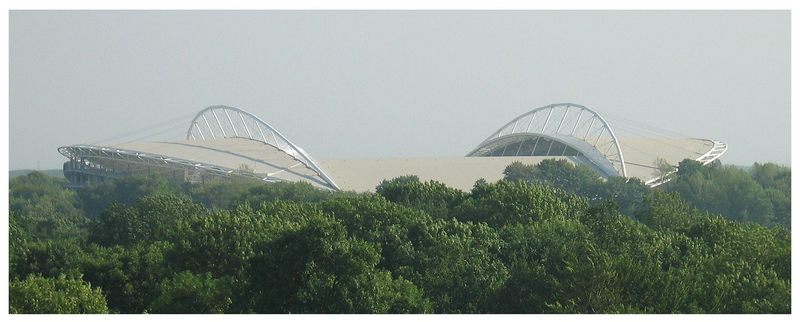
[59,103,727,192]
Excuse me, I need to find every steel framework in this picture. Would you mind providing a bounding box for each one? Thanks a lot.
[57,103,728,191]
[58,106,340,190]
[467,103,628,178]
[185,105,339,190]
[58,143,296,181]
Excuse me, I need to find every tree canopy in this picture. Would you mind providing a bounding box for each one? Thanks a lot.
[8,165,791,313]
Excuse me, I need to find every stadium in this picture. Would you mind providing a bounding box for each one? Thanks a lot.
[58,103,727,192]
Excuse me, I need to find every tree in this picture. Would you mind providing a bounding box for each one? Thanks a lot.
[664,161,780,226]
[186,179,261,209]
[635,191,701,232]
[10,274,108,314]
[10,172,89,242]
[592,176,651,216]
[9,211,29,280]
[322,196,509,313]
[750,162,790,193]
[77,174,186,217]
[675,159,706,177]
[399,219,509,313]
[376,175,468,219]
[90,195,204,246]
[633,190,790,312]
[80,242,174,313]
[234,181,337,206]
[148,271,234,314]
[764,187,791,228]
[502,161,538,183]
[494,218,620,313]
[504,159,603,198]
[750,162,791,227]
[652,157,676,182]
[168,201,326,279]
[455,179,589,226]
[248,214,431,313]
[8,159,791,314]
[579,202,707,313]
[697,260,790,313]
[11,239,85,281]
[502,160,652,216]
[320,195,433,274]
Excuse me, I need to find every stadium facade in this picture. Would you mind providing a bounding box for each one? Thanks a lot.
[59,104,727,192]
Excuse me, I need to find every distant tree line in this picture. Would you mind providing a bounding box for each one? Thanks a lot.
[504,159,791,228]
[8,159,791,313]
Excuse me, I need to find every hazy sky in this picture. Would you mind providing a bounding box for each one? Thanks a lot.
[10,11,790,170]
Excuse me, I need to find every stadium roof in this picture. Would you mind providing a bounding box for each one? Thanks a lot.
[59,106,339,190]
[58,103,727,191]
[464,103,727,187]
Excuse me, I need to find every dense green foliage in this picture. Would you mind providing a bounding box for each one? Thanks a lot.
[148,271,233,313]
[10,171,89,241]
[77,175,186,218]
[503,160,650,216]
[8,164,791,313]
[504,159,791,228]
[662,160,791,228]
[10,274,108,314]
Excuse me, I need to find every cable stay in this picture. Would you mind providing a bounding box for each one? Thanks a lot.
[88,111,197,146]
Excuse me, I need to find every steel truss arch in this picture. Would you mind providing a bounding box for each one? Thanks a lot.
[467,103,628,177]
[186,105,339,190]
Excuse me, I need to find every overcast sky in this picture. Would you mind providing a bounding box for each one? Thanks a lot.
[9,11,790,170]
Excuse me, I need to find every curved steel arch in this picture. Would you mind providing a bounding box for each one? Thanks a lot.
[467,103,628,177]
[186,105,339,190]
